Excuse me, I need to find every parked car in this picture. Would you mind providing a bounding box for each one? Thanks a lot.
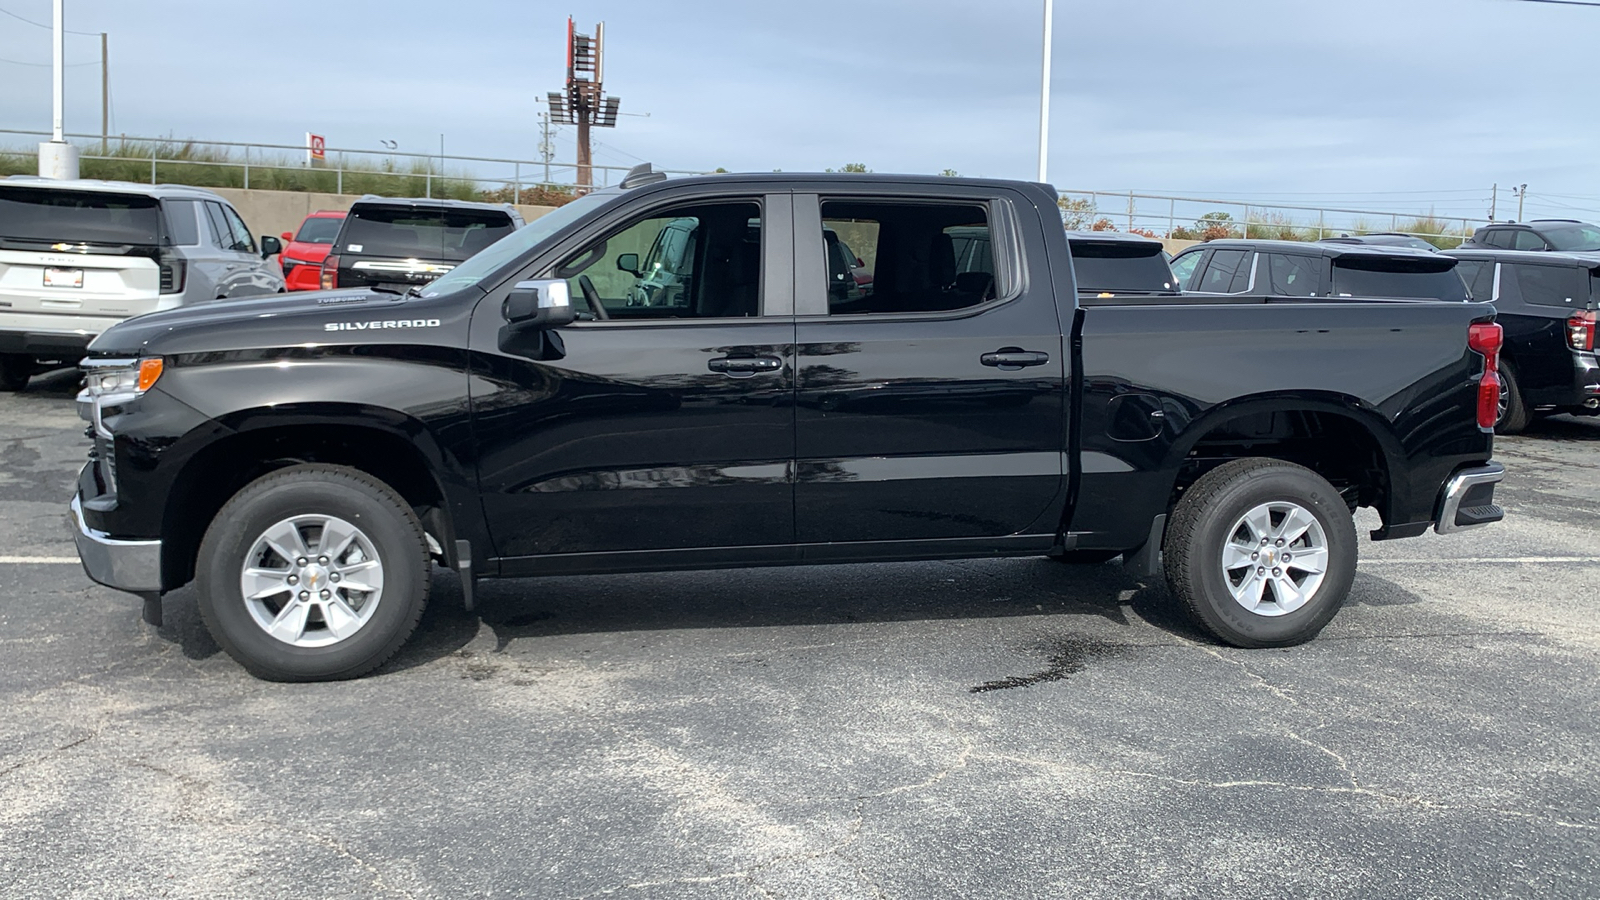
[0,177,284,391]
[1169,239,1470,301]
[1458,220,1600,253]
[1064,231,1180,295]
[1444,248,1599,433]
[1319,233,1439,252]
[72,168,1502,681]
[278,210,346,291]
[320,196,523,293]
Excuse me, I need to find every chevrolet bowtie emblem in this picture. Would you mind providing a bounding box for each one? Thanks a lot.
[51,243,72,251]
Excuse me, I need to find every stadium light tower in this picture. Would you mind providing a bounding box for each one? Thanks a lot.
[38,0,79,179]
[1037,0,1053,184]
[547,18,621,190]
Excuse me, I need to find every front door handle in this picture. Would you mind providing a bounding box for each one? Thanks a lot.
[981,348,1050,370]
[707,355,783,376]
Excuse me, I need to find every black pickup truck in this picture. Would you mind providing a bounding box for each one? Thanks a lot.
[70,169,1506,681]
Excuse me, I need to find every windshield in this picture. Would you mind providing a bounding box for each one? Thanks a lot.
[294,216,343,244]
[419,192,613,298]
[1331,259,1470,302]
[1070,241,1176,292]
[341,206,516,261]
[0,186,163,245]
[1542,224,1600,253]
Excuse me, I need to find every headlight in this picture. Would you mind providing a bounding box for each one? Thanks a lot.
[83,357,164,399]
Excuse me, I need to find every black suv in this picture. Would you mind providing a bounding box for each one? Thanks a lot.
[1169,239,1469,301]
[1459,220,1600,254]
[1444,248,1599,433]
[320,197,523,292]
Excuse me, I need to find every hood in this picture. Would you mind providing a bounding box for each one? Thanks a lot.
[85,287,475,357]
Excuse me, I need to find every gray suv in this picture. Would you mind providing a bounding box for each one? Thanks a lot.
[0,177,286,390]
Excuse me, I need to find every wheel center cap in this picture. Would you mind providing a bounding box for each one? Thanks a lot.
[302,564,328,590]
[1262,548,1277,566]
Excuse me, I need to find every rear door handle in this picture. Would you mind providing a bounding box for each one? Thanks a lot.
[707,355,783,376]
[981,348,1050,369]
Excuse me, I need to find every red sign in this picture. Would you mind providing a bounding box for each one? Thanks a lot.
[306,132,326,163]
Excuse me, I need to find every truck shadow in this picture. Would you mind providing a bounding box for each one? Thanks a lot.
[381,557,1214,674]
[1513,414,1600,442]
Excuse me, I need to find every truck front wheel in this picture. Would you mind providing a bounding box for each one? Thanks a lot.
[1163,459,1356,648]
[195,464,430,681]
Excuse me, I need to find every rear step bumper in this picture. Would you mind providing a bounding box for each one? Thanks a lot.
[1434,462,1505,535]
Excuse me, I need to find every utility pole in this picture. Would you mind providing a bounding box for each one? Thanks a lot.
[100,32,107,154]
[1515,183,1528,222]
[548,18,621,190]
[1037,0,1053,184]
[37,0,78,179]
[1489,183,1497,223]
[537,112,555,184]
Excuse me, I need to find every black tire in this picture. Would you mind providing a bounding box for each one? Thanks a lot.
[195,464,429,681]
[1049,549,1121,565]
[1163,458,1357,649]
[0,354,32,392]
[1495,362,1530,435]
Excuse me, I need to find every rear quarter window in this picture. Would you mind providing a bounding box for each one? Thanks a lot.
[162,199,201,246]
[1506,263,1584,308]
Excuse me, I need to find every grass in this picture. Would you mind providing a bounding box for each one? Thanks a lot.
[0,139,578,206]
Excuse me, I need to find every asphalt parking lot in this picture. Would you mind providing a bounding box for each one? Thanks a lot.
[2,366,1597,899]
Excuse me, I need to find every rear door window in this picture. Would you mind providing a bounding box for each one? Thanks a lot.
[1263,253,1320,295]
[222,206,257,255]
[1169,250,1202,290]
[1513,230,1549,252]
[1198,249,1250,293]
[1454,259,1496,302]
[1482,229,1516,250]
[342,206,517,261]
[0,186,163,246]
[817,200,996,314]
[204,201,240,250]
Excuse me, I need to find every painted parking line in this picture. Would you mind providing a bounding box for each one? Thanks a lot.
[1364,557,1600,565]
[0,556,79,564]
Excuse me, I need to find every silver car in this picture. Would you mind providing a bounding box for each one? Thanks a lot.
[0,177,285,390]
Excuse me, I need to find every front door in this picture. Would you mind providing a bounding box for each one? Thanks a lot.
[469,194,797,565]
[791,190,1066,545]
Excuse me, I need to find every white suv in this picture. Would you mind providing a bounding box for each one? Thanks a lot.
[0,177,286,390]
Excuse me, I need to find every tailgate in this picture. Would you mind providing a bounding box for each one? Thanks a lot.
[0,249,161,321]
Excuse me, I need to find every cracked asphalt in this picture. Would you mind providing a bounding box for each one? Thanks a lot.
[2,366,1598,899]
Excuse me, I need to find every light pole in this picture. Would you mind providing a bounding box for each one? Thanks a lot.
[1037,0,1053,184]
[38,0,79,178]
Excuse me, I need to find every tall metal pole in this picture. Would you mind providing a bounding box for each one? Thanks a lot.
[52,0,65,143]
[100,32,108,154]
[1516,183,1527,222]
[1489,183,1497,223]
[1037,0,1053,184]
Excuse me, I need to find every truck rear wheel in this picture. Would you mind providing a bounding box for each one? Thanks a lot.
[195,464,430,681]
[1495,362,1530,435]
[1163,459,1356,648]
[0,354,31,391]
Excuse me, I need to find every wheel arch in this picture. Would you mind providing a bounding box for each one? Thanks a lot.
[160,404,467,591]
[1160,391,1404,531]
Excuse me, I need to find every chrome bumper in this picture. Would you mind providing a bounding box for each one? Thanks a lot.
[70,493,161,593]
[1434,462,1506,535]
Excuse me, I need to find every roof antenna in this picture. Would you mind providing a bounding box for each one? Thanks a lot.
[620,162,668,189]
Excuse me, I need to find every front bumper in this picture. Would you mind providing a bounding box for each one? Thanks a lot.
[70,492,161,593]
[1434,462,1505,535]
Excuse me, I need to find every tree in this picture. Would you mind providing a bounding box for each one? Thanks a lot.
[825,163,871,173]
[1058,196,1097,231]
[939,169,958,177]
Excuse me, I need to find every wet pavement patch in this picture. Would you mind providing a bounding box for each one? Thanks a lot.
[969,635,1125,693]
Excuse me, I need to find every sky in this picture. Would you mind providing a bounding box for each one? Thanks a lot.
[1,0,1596,226]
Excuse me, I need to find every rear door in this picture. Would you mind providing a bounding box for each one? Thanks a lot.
[791,188,1065,546]
[469,191,797,566]
[201,200,255,298]
[1193,248,1255,294]
[0,185,162,324]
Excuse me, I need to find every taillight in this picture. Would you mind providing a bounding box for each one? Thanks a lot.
[320,254,339,290]
[1568,311,1597,351]
[1468,321,1503,431]
[158,252,187,294]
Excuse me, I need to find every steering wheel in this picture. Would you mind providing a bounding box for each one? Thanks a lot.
[577,275,609,320]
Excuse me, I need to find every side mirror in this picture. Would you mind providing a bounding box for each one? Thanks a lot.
[259,235,283,258]
[280,231,294,243]
[502,279,576,330]
[616,253,641,276]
